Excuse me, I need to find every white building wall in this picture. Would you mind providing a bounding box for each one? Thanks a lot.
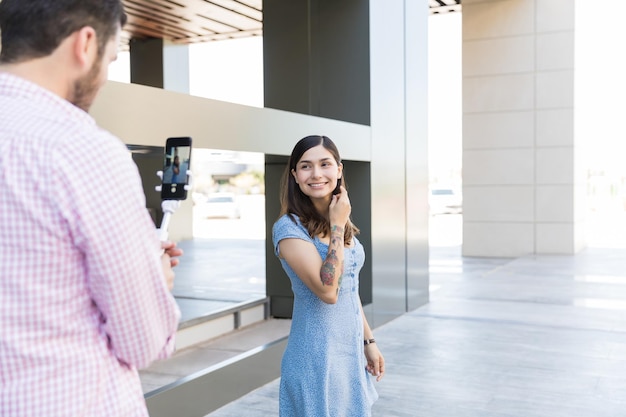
[462,0,582,256]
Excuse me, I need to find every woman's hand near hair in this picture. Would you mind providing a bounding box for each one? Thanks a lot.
[328,185,351,230]
[316,184,350,301]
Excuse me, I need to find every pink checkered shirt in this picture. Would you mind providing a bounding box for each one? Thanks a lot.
[0,73,181,416]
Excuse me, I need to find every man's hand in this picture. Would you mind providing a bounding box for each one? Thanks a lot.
[160,241,183,291]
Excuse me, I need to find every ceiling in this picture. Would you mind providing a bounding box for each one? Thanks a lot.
[429,0,462,15]
[121,0,262,47]
[121,0,461,48]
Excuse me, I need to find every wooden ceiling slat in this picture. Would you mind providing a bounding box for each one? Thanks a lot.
[124,11,204,39]
[429,0,462,13]
[126,15,205,39]
[123,0,198,41]
[122,1,200,43]
[126,0,175,12]
[125,0,196,23]
[121,0,265,45]
[180,28,261,44]
[234,0,262,11]
[204,0,263,21]
[124,5,189,26]
[125,22,183,39]
[197,20,242,34]
[187,4,261,30]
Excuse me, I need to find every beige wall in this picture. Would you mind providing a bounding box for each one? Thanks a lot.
[462,0,584,256]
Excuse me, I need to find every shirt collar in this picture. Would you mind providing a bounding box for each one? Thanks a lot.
[0,71,96,127]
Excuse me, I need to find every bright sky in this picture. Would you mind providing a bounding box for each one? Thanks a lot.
[427,13,462,185]
[108,37,264,108]
[189,36,264,108]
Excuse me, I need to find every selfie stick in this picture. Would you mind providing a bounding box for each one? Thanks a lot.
[155,170,193,242]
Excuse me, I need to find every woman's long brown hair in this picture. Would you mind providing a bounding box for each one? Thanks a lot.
[279,135,359,245]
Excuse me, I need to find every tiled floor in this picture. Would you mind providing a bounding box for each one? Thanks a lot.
[203,245,626,417]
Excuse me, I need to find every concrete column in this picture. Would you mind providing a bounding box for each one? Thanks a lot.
[163,42,190,94]
[462,0,584,256]
[369,0,429,324]
[130,38,190,94]
[130,38,164,88]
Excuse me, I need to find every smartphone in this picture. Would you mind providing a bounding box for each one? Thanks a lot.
[333,177,342,195]
[161,136,192,200]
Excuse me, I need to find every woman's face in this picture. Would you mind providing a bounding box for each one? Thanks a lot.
[291,144,342,200]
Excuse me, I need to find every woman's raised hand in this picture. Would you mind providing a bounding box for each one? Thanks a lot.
[329,185,351,228]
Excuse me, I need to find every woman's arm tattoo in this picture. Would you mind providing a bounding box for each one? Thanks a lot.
[321,249,338,285]
[320,225,344,287]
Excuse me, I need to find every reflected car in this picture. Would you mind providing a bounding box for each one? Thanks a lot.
[429,188,462,215]
[201,193,241,219]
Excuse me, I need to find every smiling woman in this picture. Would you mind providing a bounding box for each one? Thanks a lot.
[271,135,383,417]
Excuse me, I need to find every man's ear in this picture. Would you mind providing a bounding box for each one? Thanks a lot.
[72,26,98,71]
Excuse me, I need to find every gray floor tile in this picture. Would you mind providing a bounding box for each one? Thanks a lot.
[202,245,626,416]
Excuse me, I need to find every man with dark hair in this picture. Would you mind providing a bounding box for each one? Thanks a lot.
[0,1,182,416]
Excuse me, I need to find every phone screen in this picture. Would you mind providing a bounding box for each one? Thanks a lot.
[161,136,192,200]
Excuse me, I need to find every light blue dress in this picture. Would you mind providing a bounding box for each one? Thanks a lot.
[272,214,378,417]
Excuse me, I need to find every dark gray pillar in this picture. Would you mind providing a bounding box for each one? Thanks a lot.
[264,155,293,318]
[342,161,372,305]
[129,38,164,88]
[263,0,372,318]
[263,0,370,125]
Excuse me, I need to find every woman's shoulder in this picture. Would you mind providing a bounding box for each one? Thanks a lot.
[273,213,302,232]
[272,214,310,241]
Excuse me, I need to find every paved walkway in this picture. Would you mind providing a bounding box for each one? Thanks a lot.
[204,245,626,417]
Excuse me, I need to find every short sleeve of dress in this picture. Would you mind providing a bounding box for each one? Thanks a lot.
[272,214,313,257]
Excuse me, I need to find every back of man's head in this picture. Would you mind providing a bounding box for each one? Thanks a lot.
[0,0,127,64]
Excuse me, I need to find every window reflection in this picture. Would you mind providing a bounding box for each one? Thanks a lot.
[181,148,266,304]
[192,148,265,240]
